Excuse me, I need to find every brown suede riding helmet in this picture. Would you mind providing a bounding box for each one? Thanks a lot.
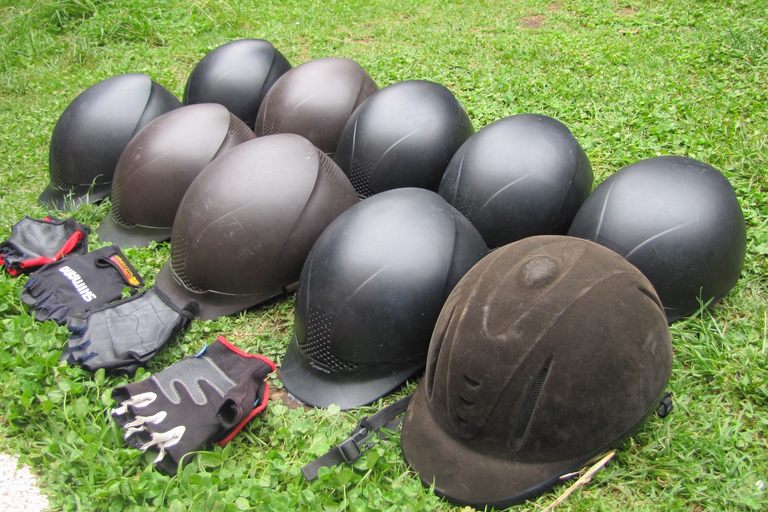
[400,235,673,508]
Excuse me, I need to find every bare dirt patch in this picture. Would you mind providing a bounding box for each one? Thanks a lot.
[520,14,546,29]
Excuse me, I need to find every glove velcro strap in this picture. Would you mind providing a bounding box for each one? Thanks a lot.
[301,394,413,481]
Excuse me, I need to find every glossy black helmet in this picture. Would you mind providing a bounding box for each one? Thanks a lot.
[40,73,181,210]
[97,103,255,248]
[568,155,747,322]
[280,188,488,410]
[154,133,358,321]
[439,114,593,248]
[401,235,673,508]
[183,39,292,129]
[254,57,378,156]
[335,80,474,198]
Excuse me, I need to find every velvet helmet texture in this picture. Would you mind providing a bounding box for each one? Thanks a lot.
[400,235,673,509]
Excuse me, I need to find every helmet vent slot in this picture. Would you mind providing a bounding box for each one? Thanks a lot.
[514,367,549,439]
[349,157,374,198]
[464,375,480,388]
[171,237,204,292]
[459,395,474,406]
[299,308,359,372]
[316,149,346,184]
[110,182,136,228]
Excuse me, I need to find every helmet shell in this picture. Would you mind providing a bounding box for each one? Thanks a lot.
[154,133,358,321]
[401,235,672,508]
[280,188,488,410]
[254,57,378,155]
[97,103,256,248]
[568,155,746,322]
[438,114,593,248]
[335,80,475,198]
[183,39,292,129]
[40,73,181,210]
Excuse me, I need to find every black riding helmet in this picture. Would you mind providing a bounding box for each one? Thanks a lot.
[254,57,378,156]
[183,39,292,129]
[280,188,488,410]
[334,80,475,199]
[40,73,181,210]
[438,114,593,248]
[154,133,358,321]
[97,103,255,248]
[568,155,746,322]
[401,235,673,508]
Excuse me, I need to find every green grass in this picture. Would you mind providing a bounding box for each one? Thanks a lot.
[1,0,767,510]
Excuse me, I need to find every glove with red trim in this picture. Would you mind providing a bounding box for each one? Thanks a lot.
[22,245,144,325]
[110,336,275,474]
[0,217,89,275]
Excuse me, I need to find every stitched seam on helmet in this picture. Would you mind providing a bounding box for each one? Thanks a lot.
[514,367,548,439]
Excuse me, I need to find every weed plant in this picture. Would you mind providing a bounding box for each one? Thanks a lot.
[0,0,766,510]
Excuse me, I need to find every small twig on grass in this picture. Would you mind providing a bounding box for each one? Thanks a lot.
[542,451,616,511]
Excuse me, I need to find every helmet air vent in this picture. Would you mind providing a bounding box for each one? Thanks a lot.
[514,366,549,439]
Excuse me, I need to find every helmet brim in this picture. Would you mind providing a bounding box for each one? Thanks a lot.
[279,335,425,411]
[400,383,593,509]
[38,182,112,211]
[154,261,285,322]
[96,213,172,249]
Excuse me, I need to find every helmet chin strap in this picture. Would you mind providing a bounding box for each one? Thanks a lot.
[300,394,413,481]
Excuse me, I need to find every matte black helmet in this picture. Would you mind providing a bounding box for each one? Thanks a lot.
[154,133,358,321]
[40,73,182,210]
[97,103,255,248]
[568,155,746,322]
[334,80,475,199]
[280,188,488,410]
[254,57,378,155]
[183,39,292,129]
[401,235,673,508]
[438,114,593,248]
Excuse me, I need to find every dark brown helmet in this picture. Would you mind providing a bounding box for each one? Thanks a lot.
[154,133,358,321]
[97,103,255,248]
[40,73,181,210]
[254,57,378,155]
[401,235,673,508]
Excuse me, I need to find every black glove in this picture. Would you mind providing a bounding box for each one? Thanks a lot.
[110,336,276,474]
[21,245,144,325]
[0,216,89,275]
[64,286,199,375]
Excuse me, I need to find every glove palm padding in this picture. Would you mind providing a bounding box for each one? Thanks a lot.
[111,336,276,474]
[65,286,199,375]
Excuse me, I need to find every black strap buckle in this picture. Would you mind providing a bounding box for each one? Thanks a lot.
[300,394,414,481]
[338,424,375,463]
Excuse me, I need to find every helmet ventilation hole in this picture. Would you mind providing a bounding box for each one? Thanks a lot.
[514,366,549,439]
[464,375,480,387]
[459,395,474,406]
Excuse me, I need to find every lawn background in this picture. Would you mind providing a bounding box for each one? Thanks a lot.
[0,0,766,510]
